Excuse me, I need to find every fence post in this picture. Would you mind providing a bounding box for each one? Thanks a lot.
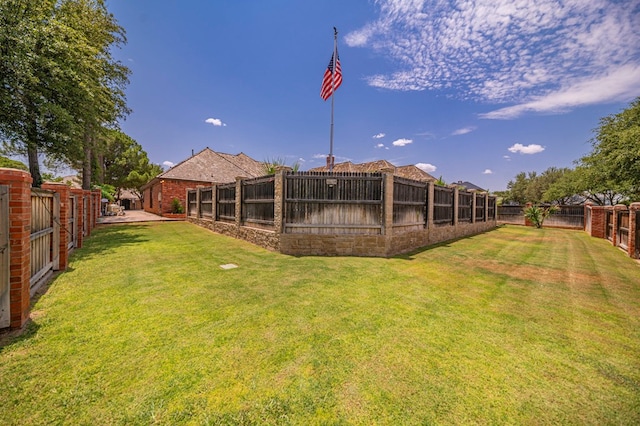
[0,168,32,329]
[471,191,477,223]
[427,182,434,228]
[274,171,285,235]
[453,186,459,226]
[211,184,218,223]
[382,172,394,237]
[235,176,245,231]
[42,183,71,270]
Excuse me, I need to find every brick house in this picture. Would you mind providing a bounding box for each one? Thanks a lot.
[141,147,264,217]
[310,159,436,182]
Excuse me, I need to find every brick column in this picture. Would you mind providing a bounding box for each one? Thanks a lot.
[471,192,477,223]
[0,168,33,329]
[42,183,71,270]
[211,184,218,223]
[92,189,101,228]
[83,190,92,237]
[70,189,84,248]
[586,205,606,238]
[382,172,394,236]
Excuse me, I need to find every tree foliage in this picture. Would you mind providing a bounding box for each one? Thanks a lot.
[0,155,28,171]
[100,129,161,201]
[0,0,129,187]
[578,97,640,202]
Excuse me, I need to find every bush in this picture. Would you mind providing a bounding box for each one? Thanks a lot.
[524,205,558,228]
[170,198,184,214]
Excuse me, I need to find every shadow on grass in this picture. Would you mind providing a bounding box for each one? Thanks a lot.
[70,224,151,262]
[394,226,504,260]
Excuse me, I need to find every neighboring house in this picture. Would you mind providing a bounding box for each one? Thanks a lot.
[117,189,142,210]
[310,159,436,182]
[141,147,264,217]
[453,180,487,192]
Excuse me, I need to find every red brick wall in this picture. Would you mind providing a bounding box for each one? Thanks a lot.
[144,179,210,217]
[0,168,32,328]
[42,183,70,270]
[587,205,608,238]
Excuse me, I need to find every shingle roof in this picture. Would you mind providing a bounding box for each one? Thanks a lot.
[454,180,486,192]
[310,160,435,182]
[159,147,264,183]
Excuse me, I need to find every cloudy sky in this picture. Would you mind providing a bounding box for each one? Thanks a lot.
[107,0,640,190]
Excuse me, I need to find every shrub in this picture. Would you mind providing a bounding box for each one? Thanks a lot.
[170,198,184,214]
[524,205,558,228]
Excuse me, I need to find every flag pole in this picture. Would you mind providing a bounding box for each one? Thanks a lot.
[328,27,338,172]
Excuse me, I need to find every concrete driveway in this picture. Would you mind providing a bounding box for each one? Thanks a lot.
[98,210,180,224]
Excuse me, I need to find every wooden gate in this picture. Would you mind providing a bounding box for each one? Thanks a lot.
[30,189,59,295]
[0,185,9,328]
[68,195,77,251]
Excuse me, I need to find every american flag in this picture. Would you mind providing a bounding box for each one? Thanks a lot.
[320,51,342,101]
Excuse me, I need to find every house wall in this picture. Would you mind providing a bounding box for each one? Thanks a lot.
[144,179,212,217]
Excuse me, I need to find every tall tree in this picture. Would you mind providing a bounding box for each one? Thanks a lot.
[101,129,161,201]
[579,97,640,201]
[0,0,129,187]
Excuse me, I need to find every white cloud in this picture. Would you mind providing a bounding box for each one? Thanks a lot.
[503,155,511,161]
[479,64,640,119]
[416,163,437,173]
[482,169,493,174]
[508,143,545,154]
[452,127,476,136]
[372,132,386,139]
[205,117,226,126]
[345,0,640,115]
[375,143,385,148]
[163,161,174,168]
[392,138,413,147]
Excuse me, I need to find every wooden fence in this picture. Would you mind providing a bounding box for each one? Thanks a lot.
[30,189,58,295]
[497,204,585,229]
[186,170,498,257]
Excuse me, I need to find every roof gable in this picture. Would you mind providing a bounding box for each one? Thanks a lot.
[310,160,435,182]
[159,148,264,183]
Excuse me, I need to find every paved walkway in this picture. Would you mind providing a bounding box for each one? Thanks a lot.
[97,210,179,224]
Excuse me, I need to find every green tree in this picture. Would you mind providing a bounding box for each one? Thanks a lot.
[579,97,640,201]
[0,155,28,171]
[0,0,130,188]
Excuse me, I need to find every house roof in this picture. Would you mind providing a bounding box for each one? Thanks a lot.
[454,180,486,192]
[309,160,435,182]
[157,147,264,183]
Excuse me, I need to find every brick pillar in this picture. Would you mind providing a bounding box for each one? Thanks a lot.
[0,168,33,329]
[42,183,71,271]
[471,192,477,223]
[70,189,84,248]
[587,205,606,238]
[92,189,101,227]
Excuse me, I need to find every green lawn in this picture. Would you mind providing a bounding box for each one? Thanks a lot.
[1,222,639,425]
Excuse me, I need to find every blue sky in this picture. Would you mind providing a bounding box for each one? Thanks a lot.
[107,0,640,191]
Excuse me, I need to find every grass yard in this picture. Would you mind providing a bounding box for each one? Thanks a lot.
[1,222,639,425]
